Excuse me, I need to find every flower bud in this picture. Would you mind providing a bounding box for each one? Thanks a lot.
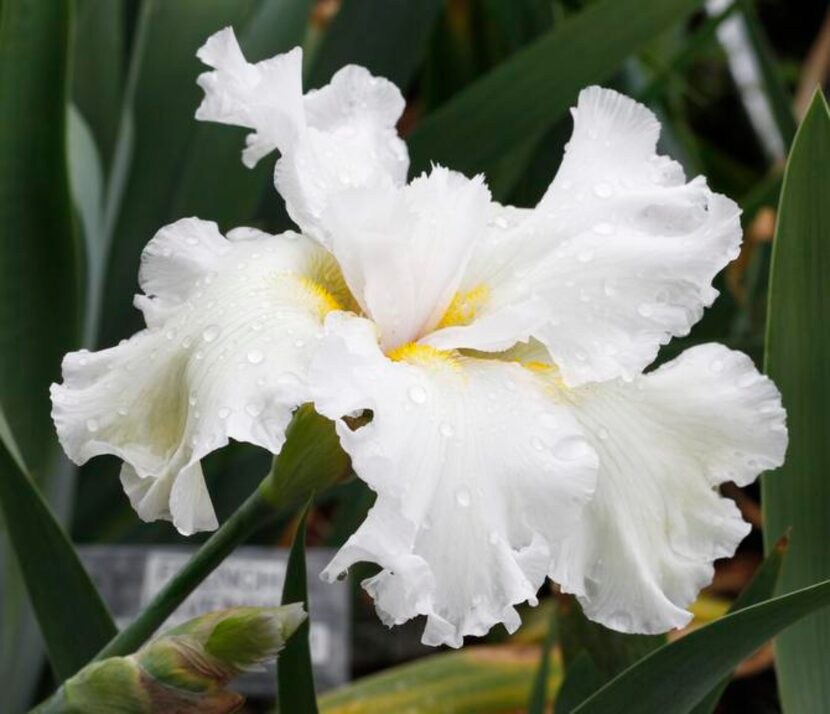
[35,604,306,713]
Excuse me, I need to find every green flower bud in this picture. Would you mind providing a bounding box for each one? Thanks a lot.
[34,604,306,714]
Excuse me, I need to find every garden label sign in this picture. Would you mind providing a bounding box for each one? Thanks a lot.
[80,545,350,696]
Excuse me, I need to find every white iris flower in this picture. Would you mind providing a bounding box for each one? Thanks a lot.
[51,28,787,648]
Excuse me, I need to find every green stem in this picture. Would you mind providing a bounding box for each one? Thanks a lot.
[93,484,276,660]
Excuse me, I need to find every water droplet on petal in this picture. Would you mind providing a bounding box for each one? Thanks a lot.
[710,359,724,373]
[455,487,471,507]
[488,530,499,545]
[247,349,264,364]
[218,407,231,419]
[554,436,591,461]
[86,418,99,433]
[597,427,609,440]
[637,303,654,317]
[440,422,455,438]
[117,407,128,417]
[408,385,427,405]
[245,403,264,417]
[578,249,594,263]
[530,436,544,451]
[202,325,220,342]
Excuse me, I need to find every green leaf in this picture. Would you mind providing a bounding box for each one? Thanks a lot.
[0,0,81,481]
[0,411,116,682]
[557,595,664,682]
[691,534,789,714]
[407,0,705,177]
[306,0,443,89]
[278,500,318,713]
[98,0,264,346]
[571,577,830,714]
[762,89,830,714]
[72,0,125,169]
[555,653,604,714]
[67,105,107,340]
[319,645,562,713]
[527,611,558,714]
[734,0,797,151]
[0,0,86,702]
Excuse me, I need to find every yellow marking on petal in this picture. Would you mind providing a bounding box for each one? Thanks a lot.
[282,273,342,320]
[388,342,461,371]
[306,250,360,313]
[437,284,491,329]
[519,359,572,399]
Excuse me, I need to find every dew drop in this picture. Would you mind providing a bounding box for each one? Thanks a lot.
[188,393,198,407]
[165,329,176,341]
[455,487,471,507]
[247,349,264,365]
[202,325,221,342]
[86,418,99,433]
[554,436,590,461]
[494,216,509,229]
[245,402,264,417]
[488,530,499,545]
[709,359,724,373]
[218,407,231,419]
[597,427,609,440]
[117,407,128,417]
[440,422,455,438]
[530,436,545,451]
[578,249,594,263]
[277,372,303,388]
[408,385,427,405]
[637,303,654,317]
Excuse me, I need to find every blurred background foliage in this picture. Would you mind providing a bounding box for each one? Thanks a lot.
[2,0,829,711]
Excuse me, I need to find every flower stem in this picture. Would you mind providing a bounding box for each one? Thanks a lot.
[92,484,276,661]
[90,405,351,662]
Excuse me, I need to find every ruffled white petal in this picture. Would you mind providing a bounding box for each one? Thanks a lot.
[309,314,597,647]
[425,87,742,386]
[276,65,409,241]
[549,343,787,633]
[196,27,304,168]
[324,166,491,351]
[196,28,408,244]
[51,218,341,534]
